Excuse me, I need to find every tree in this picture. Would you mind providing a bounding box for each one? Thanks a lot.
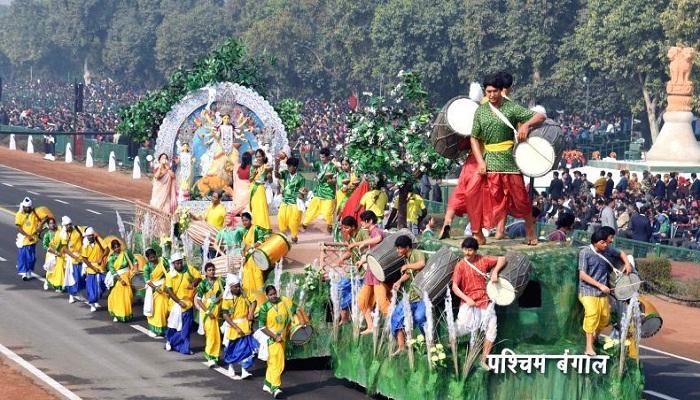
[154,0,235,77]
[103,0,164,86]
[568,0,667,142]
[0,1,51,69]
[345,71,452,228]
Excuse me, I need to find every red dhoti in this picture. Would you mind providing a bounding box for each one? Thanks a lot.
[462,172,530,234]
[447,155,496,228]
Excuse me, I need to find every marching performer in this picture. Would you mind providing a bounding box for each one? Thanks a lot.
[347,211,388,334]
[165,252,202,355]
[41,217,59,291]
[106,239,136,322]
[258,285,307,398]
[301,147,337,233]
[15,197,42,281]
[250,149,273,231]
[335,158,357,213]
[195,262,225,366]
[578,229,632,356]
[451,237,506,370]
[143,248,170,337]
[390,235,427,354]
[60,217,84,304]
[275,156,306,244]
[358,179,389,227]
[81,227,107,312]
[232,212,269,295]
[221,273,257,380]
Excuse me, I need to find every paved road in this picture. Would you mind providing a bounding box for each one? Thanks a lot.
[0,165,366,400]
[0,164,697,400]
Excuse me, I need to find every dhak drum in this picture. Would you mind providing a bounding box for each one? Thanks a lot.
[430,96,477,160]
[130,272,146,298]
[289,309,313,346]
[639,295,663,338]
[134,254,147,271]
[486,252,532,306]
[35,206,54,222]
[366,229,415,283]
[610,271,642,301]
[411,247,460,303]
[252,233,291,271]
[514,120,564,178]
[211,253,242,276]
[186,221,219,246]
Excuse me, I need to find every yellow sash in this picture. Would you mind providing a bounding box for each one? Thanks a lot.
[484,140,514,152]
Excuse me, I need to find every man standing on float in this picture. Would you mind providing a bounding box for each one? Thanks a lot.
[466,74,544,245]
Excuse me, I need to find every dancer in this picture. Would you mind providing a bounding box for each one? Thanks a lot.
[150,153,178,215]
[232,212,270,295]
[259,285,307,398]
[195,262,225,366]
[165,252,202,355]
[143,248,170,337]
[301,147,337,233]
[335,158,357,213]
[329,216,367,324]
[41,217,59,290]
[250,149,273,231]
[358,179,389,226]
[81,227,107,312]
[15,197,42,281]
[451,237,506,369]
[107,239,136,322]
[578,229,632,356]
[61,217,84,304]
[222,273,257,380]
[275,156,306,243]
[390,235,427,354]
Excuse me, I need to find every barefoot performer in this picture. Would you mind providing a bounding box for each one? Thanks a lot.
[390,235,427,353]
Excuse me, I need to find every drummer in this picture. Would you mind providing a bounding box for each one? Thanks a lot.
[231,212,270,295]
[578,229,632,356]
[451,237,506,370]
[195,262,225,367]
[106,239,137,322]
[221,273,257,380]
[143,248,170,337]
[164,252,202,355]
[390,235,427,355]
[329,215,368,324]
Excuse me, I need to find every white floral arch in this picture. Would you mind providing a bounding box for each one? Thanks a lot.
[154,82,288,159]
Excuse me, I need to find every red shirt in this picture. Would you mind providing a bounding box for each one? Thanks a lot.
[452,255,497,309]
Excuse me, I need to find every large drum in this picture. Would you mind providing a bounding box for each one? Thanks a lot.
[412,247,460,303]
[430,96,477,160]
[513,120,564,178]
[35,206,54,222]
[134,254,147,271]
[486,251,532,306]
[366,229,415,283]
[639,295,663,338]
[252,233,291,271]
[131,272,146,298]
[610,272,642,301]
[211,253,243,276]
[289,309,313,346]
[186,220,219,246]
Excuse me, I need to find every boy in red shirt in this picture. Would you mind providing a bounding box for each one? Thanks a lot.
[451,237,506,369]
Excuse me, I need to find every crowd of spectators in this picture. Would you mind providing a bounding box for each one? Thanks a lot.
[289,99,349,153]
[534,168,700,252]
[0,79,142,133]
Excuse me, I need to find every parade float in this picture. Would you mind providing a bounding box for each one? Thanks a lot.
[117,40,646,400]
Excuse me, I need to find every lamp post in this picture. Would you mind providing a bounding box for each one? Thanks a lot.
[583,75,590,121]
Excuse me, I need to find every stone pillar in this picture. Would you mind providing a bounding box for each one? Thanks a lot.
[646,47,700,164]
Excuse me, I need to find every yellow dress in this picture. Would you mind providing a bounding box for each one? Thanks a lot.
[196,278,224,361]
[204,203,227,230]
[145,259,169,335]
[107,251,136,322]
[258,296,297,391]
[166,265,202,311]
[46,232,66,290]
[250,166,271,230]
[222,294,254,341]
[240,226,267,296]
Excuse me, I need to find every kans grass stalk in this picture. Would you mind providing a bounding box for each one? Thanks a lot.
[402,292,415,370]
[422,290,434,371]
[444,288,459,378]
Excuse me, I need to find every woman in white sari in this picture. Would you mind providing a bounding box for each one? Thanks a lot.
[149,153,178,215]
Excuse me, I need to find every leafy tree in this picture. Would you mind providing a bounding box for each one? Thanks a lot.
[345,71,452,228]
[0,1,50,68]
[103,0,164,86]
[154,0,234,77]
[275,98,304,135]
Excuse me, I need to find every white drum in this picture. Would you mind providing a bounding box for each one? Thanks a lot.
[514,121,564,178]
[445,97,479,136]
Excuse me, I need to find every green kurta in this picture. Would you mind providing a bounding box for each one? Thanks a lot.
[471,100,535,173]
[42,230,56,250]
[143,257,169,281]
[280,170,306,205]
[312,161,337,200]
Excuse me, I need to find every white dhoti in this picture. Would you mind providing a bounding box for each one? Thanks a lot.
[456,302,497,342]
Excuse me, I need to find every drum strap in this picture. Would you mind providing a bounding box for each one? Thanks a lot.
[464,259,488,279]
[488,103,518,143]
[588,245,621,276]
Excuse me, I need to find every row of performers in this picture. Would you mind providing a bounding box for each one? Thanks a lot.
[13,198,307,398]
